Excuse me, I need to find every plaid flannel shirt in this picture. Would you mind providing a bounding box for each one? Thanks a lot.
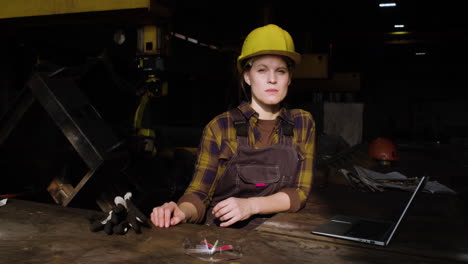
[178,102,315,223]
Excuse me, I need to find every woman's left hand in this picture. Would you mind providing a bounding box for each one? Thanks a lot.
[212,197,257,227]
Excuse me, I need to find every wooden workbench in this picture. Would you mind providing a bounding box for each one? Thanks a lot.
[1,184,466,264]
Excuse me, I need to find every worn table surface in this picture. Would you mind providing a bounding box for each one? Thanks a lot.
[1,185,467,264]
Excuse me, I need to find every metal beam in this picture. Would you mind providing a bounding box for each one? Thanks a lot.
[0,0,152,19]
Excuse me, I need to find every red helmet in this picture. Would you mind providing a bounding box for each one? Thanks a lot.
[368,137,399,161]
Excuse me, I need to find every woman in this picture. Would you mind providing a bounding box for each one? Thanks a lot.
[151,24,315,229]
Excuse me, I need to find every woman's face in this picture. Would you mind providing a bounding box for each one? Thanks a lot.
[244,55,291,107]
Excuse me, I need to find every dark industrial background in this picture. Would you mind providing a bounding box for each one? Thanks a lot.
[1,0,467,214]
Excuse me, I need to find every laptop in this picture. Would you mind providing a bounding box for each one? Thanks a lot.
[311,176,427,246]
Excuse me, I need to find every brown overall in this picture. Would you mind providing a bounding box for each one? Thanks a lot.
[204,108,301,229]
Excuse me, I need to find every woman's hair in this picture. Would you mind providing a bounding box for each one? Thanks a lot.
[238,55,295,102]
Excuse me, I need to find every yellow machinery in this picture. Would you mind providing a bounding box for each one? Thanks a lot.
[0,0,170,19]
[2,1,172,160]
[133,24,169,158]
[0,1,173,210]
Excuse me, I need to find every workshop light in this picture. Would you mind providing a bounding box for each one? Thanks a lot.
[173,32,186,40]
[187,37,198,44]
[388,31,411,35]
[379,2,396,7]
[394,24,405,28]
[172,32,218,50]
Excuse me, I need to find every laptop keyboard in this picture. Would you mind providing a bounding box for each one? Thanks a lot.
[345,220,394,240]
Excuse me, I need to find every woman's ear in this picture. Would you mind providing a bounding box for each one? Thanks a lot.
[243,72,251,85]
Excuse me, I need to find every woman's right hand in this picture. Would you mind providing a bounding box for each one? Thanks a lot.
[150,201,186,228]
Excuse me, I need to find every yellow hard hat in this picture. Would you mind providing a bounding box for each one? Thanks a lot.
[237,24,301,71]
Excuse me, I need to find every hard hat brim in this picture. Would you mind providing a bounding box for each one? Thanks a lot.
[237,50,302,72]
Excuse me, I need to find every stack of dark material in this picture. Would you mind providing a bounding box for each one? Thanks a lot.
[339,168,420,192]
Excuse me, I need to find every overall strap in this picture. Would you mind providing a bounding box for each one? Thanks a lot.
[229,107,249,146]
[279,112,295,145]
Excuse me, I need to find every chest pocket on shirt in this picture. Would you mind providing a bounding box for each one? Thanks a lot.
[235,164,281,197]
